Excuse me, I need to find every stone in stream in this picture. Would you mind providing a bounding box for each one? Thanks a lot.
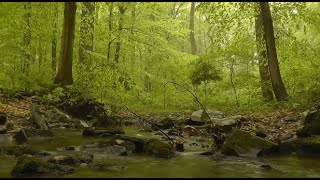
[2,145,50,157]
[0,134,13,145]
[13,129,27,144]
[48,153,94,165]
[221,129,278,157]
[186,110,225,126]
[151,117,176,130]
[11,155,76,177]
[23,128,54,138]
[29,104,48,130]
[0,113,6,125]
[57,146,78,152]
[255,130,267,138]
[143,138,174,158]
[278,136,320,154]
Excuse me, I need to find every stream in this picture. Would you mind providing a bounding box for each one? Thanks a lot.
[1,127,320,178]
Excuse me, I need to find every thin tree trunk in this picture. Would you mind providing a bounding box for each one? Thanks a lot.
[51,2,58,73]
[22,2,31,75]
[114,5,126,64]
[189,2,197,55]
[107,2,113,64]
[255,6,274,102]
[54,2,77,85]
[260,2,288,101]
[79,2,95,63]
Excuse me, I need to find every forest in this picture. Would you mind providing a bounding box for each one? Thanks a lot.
[0,2,320,178]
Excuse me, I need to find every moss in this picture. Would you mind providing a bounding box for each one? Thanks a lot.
[5,145,41,157]
[12,155,76,177]
[143,138,174,158]
[221,130,277,155]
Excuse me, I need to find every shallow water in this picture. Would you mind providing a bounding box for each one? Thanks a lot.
[1,127,320,178]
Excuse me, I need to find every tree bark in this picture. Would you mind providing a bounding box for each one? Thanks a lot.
[51,2,58,73]
[189,2,197,55]
[114,5,126,64]
[79,2,95,63]
[255,5,274,102]
[22,2,31,75]
[107,2,113,64]
[54,2,77,85]
[260,2,288,101]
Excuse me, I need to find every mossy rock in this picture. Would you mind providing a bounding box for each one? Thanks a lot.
[11,155,76,177]
[3,145,42,157]
[112,135,147,153]
[280,136,320,154]
[221,130,278,157]
[143,139,174,158]
[151,117,175,130]
[23,128,54,138]
[48,153,94,165]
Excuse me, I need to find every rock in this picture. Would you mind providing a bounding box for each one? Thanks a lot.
[199,151,213,156]
[105,145,127,156]
[11,155,76,177]
[221,130,278,157]
[81,141,113,151]
[13,129,27,144]
[48,153,93,165]
[301,110,320,135]
[260,164,273,170]
[281,133,293,141]
[29,104,48,130]
[23,128,54,138]
[167,129,180,136]
[182,125,198,136]
[99,133,113,137]
[92,115,118,128]
[284,114,299,122]
[3,145,43,157]
[0,125,7,134]
[210,116,243,133]
[79,120,90,128]
[156,117,176,130]
[0,113,7,125]
[256,130,267,138]
[143,139,174,158]
[187,110,225,126]
[90,160,127,172]
[82,127,125,137]
[0,134,13,145]
[112,135,147,153]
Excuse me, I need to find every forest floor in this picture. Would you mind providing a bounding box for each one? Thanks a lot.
[0,94,304,143]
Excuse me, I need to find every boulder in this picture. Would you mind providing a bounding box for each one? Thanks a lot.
[143,139,174,158]
[300,110,320,135]
[3,145,49,157]
[151,117,175,130]
[221,130,278,157]
[29,104,48,130]
[112,135,147,153]
[13,129,27,144]
[278,136,320,154]
[186,110,225,126]
[0,113,6,125]
[48,153,93,165]
[11,155,76,177]
[0,134,13,145]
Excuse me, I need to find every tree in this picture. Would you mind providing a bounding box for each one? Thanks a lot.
[22,2,31,75]
[114,4,126,64]
[54,2,77,85]
[255,4,274,101]
[260,2,288,101]
[51,2,58,73]
[79,2,95,63]
[189,2,197,55]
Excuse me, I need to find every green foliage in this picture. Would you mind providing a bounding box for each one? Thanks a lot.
[189,57,222,86]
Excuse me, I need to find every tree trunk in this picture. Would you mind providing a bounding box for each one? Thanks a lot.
[114,5,126,64]
[107,2,113,64]
[54,2,77,85]
[255,5,274,102]
[259,2,288,101]
[189,2,197,55]
[79,2,95,63]
[22,2,31,75]
[51,2,58,73]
